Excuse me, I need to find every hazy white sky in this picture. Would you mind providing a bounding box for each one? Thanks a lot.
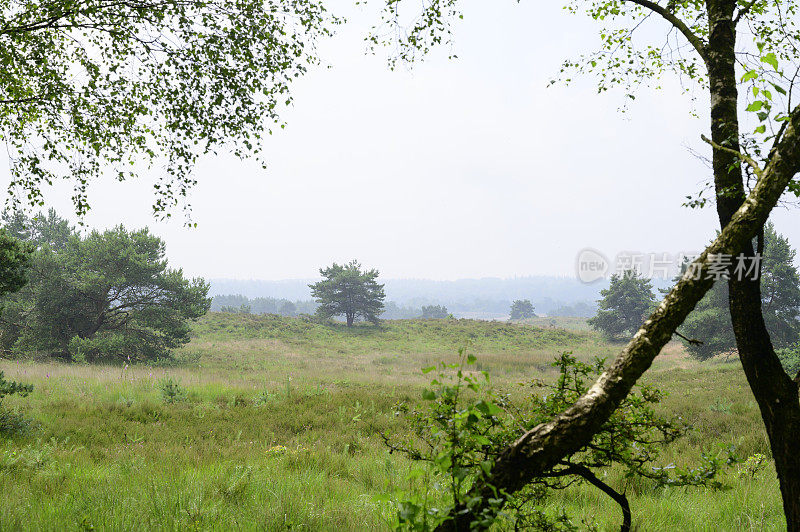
[6,0,799,280]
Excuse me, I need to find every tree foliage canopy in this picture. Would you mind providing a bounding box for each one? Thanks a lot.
[0,211,210,362]
[421,304,449,319]
[509,299,536,321]
[0,0,337,217]
[588,270,655,339]
[680,222,800,359]
[309,260,385,326]
[0,226,31,298]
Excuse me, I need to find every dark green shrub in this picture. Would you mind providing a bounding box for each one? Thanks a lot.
[0,371,34,437]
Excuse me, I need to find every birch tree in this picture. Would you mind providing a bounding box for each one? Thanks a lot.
[368,1,800,528]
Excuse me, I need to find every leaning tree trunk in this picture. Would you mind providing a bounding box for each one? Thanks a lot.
[706,1,800,528]
[433,102,800,531]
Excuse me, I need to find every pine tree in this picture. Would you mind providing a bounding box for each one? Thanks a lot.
[309,260,385,326]
[588,270,655,340]
[680,222,800,360]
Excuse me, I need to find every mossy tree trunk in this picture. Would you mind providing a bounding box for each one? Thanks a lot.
[706,1,800,527]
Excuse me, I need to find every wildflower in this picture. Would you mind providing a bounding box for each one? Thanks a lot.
[265,445,288,456]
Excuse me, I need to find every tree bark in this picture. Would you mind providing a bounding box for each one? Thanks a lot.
[705,1,800,528]
[434,103,800,531]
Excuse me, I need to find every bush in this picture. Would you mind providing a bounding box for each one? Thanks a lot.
[0,408,32,436]
[0,372,34,437]
[420,305,449,320]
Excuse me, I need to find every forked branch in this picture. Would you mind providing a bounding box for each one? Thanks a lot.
[733,0,760,25]
[701,134,765,178]
[622,0,708,62]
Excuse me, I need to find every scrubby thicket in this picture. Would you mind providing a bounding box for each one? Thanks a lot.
[420,305,450,320]
[0,210,210,363]
[387,352,734,531]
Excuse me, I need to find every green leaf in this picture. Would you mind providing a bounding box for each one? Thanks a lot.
[761,53,779,71]
[746,101,764,112]
[475,400,502,417]
[741,70,758,82]
[421,365,436,374]
[474,435,491,446]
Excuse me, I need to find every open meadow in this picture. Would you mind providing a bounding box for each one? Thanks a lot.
[0,313,785,531]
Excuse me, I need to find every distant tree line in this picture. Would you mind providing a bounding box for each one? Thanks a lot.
[421,305,450,319]
[548,301,597,318]
[210,282,599,319]
[382,301,425,319]
[212,293,450,321]
[212,294,318,316]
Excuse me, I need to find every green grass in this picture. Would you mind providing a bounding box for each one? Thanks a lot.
[0,313,786,530]
[521,315,593,332]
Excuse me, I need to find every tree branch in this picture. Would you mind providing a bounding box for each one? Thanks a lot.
[674,331,703,345]
[622,0,708,62]
[701,134,765,178]
[733,0,760,25]
[567,464,631,532]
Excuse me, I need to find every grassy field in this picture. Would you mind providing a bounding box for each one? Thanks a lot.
[520,316,594,332]
[0,313,786,531]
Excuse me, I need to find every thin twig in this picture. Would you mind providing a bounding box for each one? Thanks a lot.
[673,331,703,346]
[701,134,765,178]
[622,0,708,62]
[733,0,760,25]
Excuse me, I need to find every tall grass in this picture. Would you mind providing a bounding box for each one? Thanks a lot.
[0,314,785,530]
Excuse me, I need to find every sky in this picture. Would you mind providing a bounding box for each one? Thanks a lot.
[4,0,798,281]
